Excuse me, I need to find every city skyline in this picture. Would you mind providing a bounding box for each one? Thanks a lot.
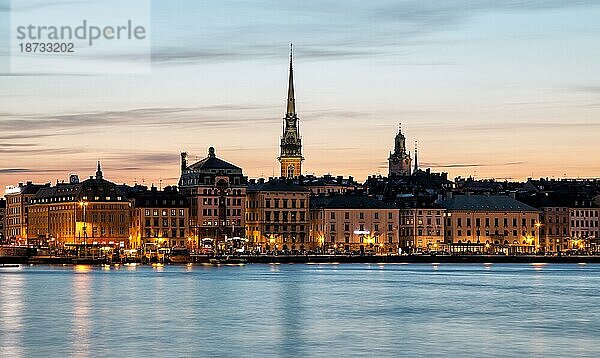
[2,1,600,191]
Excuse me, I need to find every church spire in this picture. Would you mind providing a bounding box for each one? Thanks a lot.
[286,43,295,116]
[96,161,103,180]
[413,141,419,174]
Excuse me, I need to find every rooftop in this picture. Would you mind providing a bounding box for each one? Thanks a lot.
[442,195,538,212]
[311,195,396,209]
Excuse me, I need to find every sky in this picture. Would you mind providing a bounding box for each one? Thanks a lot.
[1,0,600,192]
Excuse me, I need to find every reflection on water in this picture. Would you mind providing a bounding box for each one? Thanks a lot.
[71,267,91,358]
[1,263,600,357]
[0,269,24,358]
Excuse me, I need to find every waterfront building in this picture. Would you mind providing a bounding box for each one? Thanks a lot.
[310,194,399,254]
[569,203,600,247]
[179,147,248,247]
[539,206,570,253]
[245,179,311,251]
[518,179,600,252]
[27,163,131,247]
[277,46,304,178]
[0,198,5,243]
[129,185,190,249]
[442,194,540,253]
[401,207,445,253]
[4,181,49,245]
[388,124,412,177]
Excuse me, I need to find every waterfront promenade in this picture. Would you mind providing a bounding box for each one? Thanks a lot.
[3,253,600,265]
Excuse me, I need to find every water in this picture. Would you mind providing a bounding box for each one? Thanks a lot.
[1,263,599,357]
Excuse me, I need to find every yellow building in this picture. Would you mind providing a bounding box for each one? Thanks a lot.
[245,179,311,252]
[4,182,49,245]
[400,207,445,253]
[129,186,190,249]
[310,195,400,254]
[442,194,540,254]
[27,163,131,247]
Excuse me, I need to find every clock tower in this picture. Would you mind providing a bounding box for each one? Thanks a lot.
[388,123,412,177]
[278,44,304,178]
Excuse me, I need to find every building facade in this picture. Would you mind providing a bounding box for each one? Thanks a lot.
[179,147,247,245]
[278,46,304,178]
[443,195,540,253]
[4,181,49,244]
[27,164,131,247]
[569,206,600,247]
[245,179,310,252]
[129,186,190,249]
[0,198,5,243]
[402,207,445,252]
[310,195,400,254]
[539,206,570,253]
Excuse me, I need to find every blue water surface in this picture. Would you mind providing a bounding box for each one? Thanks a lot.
[1,263,599,357]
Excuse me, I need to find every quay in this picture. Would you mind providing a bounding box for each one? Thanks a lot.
[3,252,600,266]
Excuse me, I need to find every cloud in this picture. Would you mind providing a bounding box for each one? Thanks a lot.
[101,152,179,168]
[0,168,68,174]
[0,143,35,147]
[0,104,279,134]
[0,147,81,155]
[0,133,58,141]
[442,121,600,132]
[422,161,525,168]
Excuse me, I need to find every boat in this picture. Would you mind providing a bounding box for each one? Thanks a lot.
[168,248,191,263]
[0,264,20,268]
[209,256,247,265]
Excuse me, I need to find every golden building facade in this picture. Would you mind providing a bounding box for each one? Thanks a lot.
[245,180,310,251]
[26,164,131,247]
[401,207,445,252]
[443,195,540,253]
[129,186,190,249]
[4,182,49,244]
[310,195,400,254]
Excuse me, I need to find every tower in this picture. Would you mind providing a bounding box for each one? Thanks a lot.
[388,123,412,177]
[95,161,103,180]
[413,140,419,173]
[278,44,304,178]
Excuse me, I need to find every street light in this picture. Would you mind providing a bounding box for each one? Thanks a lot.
[79,201,89,245]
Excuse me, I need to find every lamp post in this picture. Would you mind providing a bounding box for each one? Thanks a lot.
[79,201,88,246]
[534,222,542,254]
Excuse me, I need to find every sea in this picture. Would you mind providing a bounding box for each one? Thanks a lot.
[1,263,599,357]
